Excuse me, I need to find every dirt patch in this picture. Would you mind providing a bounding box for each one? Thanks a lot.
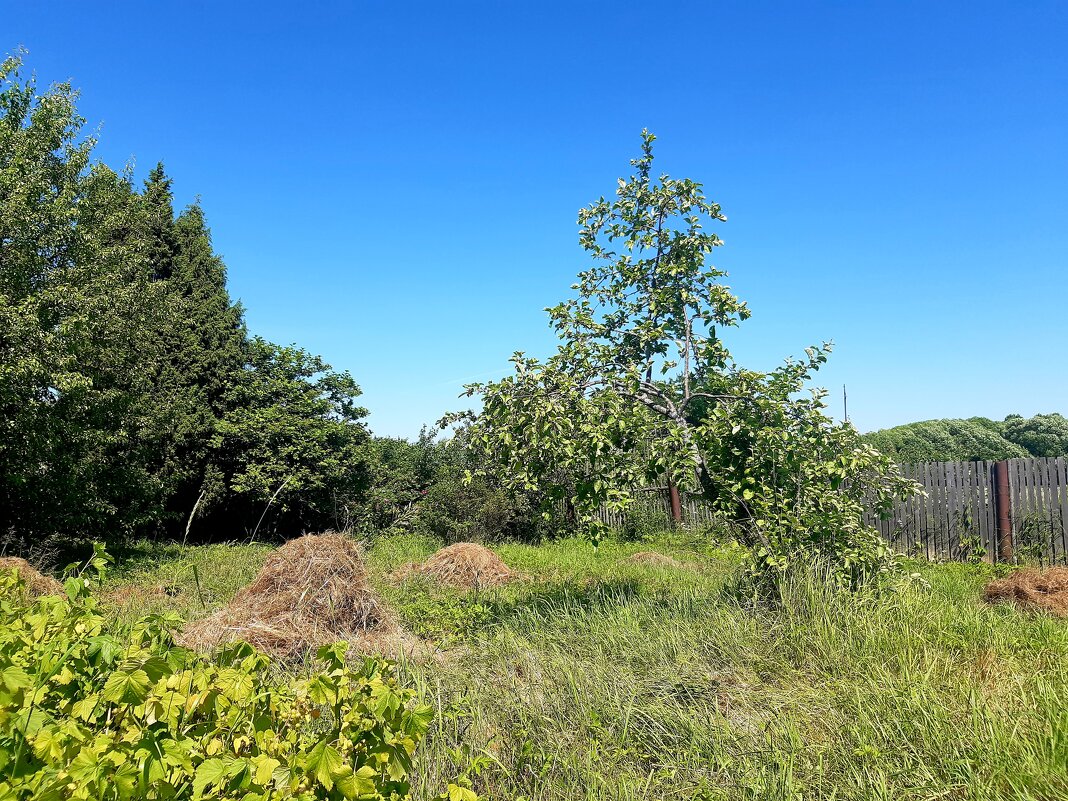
[179,533,414,659]
[0,556,64,597]
[627,551,684,569]
[394,542,513,589]
[983,567,1068,617]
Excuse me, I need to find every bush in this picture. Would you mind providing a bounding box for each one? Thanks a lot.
[415,475,549,544]
[618,501,669,541]
[0,558,436,800]
[1002,413,1068,458]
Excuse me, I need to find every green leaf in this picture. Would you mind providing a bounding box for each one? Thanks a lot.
[0,665,32,691]
[193,757,229,799]
[305,740,345,790]
[102,668,151,705]
[447,782,479,801]
[250,754,280,786]
[334,765,378,799]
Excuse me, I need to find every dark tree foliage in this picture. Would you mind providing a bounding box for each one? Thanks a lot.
[0,54,374,550]
[138,176,250,534]
[0,56,173,548]
[141,163,180,281]
[209,338,372,537]
[363,429,559,543]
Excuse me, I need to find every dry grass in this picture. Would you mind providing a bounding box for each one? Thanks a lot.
[103,584,170,608]
[0,556,64,597]
[626,551,683,569]
[394,542,513,589]
[178,532,414,659]
[983,566,1068,617]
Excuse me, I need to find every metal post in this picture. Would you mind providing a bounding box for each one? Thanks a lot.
[993,460,1013,562]
[668,479,683,526]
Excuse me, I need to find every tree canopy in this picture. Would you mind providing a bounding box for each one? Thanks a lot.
[863,414,1068,463]
[451,131,914,586]
[0,53,373,550]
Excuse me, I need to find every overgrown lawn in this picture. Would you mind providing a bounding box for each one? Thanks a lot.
[104,534,1068,800]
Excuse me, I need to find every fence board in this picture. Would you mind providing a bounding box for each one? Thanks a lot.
[595,457,1068,564]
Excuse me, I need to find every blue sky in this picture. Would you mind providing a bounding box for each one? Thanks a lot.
[7,1,1067,437]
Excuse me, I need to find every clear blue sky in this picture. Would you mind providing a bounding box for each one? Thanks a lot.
[7,1,1067,437]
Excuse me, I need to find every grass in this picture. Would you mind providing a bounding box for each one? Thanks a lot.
[101,532,1068,801]
[101,539,272,626]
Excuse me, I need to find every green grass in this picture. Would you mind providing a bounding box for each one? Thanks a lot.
[101,539,272,626]
[103,533,1068,801]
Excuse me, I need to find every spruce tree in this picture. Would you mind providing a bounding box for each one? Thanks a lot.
[138,167,249,535]
[142,163,179,281]
[164,202,248,533]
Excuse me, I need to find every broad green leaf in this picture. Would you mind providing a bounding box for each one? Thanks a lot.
[192,757,229,799]
[305,740,345,790]
[102,669,151,705]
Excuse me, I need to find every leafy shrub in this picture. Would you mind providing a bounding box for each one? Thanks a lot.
[618,502,669,542]
[363,430,454,531]
[0,559,436,800]
[415,476,548,545]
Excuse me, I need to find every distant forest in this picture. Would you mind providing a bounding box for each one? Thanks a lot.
[862,414,1068,464]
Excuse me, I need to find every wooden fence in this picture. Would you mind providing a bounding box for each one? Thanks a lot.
[595,458,1068,564]
[592,486,718,531]
[865,458,1068,564]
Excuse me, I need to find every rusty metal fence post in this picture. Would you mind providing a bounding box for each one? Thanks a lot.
[667,479,683,527]
[993,460,1014,562]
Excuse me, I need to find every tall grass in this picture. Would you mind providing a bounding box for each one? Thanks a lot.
[104,533,1068,800]
[381,538,1068,800]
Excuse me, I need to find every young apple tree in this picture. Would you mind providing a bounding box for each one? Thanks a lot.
[450,131,915,586]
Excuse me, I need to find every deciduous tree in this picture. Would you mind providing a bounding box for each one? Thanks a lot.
[452,131,914,586]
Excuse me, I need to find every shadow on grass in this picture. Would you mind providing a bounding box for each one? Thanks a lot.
[481,576,648,624]
[470,574,741,638]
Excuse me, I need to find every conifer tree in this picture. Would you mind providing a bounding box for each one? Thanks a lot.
[141,163,179,281]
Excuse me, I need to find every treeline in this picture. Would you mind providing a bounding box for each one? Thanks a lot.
[0,55,382,551]
[0,54,559,555]
[863,413,1068,464]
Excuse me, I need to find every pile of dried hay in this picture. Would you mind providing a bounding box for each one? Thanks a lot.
[394,542,512,589]
[627,551,683,569]
[179,533,407,658]
[0,556,64,597]
[983,567,1068,617]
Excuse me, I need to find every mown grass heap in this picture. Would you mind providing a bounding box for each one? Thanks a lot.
[984,566,1068,617]
[0,557,63,597]
[179,533,401,658]
[393,543,512,589]
[625,551,683,568]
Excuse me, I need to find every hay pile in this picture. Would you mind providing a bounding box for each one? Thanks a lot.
[627,551,683,569]
[179,533,403,658]
[0,556,64,597]
[983,567,1068,617]
[395,542,512,589]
